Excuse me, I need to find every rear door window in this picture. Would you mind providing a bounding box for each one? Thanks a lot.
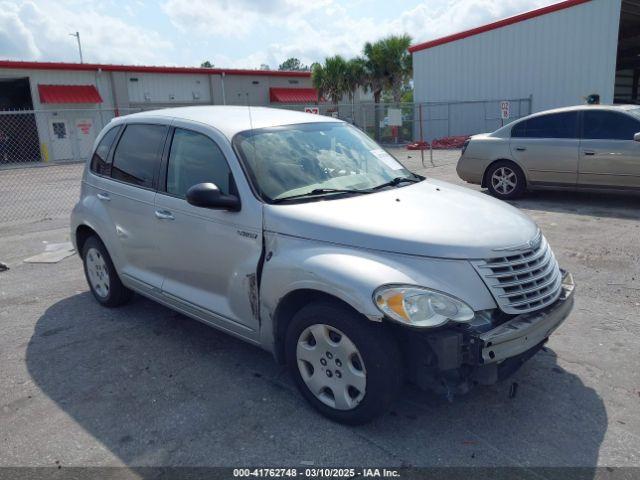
[90,126,120,175]
[582,110,640,140]
[166,128,233,198]
[511,112,578,139]
[111,124,168,188]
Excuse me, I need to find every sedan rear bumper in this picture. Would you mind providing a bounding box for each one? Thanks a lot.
[456,156,487,184]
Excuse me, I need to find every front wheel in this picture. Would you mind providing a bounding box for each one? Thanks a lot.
[486,160,526,199]
[285,302,402,425]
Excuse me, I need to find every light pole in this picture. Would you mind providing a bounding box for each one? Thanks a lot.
[69,31,83,63]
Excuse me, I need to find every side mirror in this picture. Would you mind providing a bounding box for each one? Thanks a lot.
[634,132,640,142]
[186,182,241,211]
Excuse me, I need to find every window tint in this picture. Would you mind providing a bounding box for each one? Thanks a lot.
[111,124,167,188]
[166,128,233,198]
[90,126,119,175]
[511,112,578,139]
[583,110,640,140]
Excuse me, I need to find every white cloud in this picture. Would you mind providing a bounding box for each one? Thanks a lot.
[0,2,39,59]
[0,0,555,68]
[162,0,335,38]
[163,0,557,70]
[0,1,174,64]
[392,0,553,44]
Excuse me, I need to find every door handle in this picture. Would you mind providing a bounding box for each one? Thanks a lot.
[515,147,527,152]
[97,193,110,201]
[583,151,595,156]
[154,209,174,220]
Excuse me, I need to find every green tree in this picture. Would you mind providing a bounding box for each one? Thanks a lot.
[344,57,366,120]
[312,55,348,106]
[362,34,412,138]
[200,60,214,68]
[278,57,308,71]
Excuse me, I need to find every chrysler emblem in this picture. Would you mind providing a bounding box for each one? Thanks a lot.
[494,231,542,252]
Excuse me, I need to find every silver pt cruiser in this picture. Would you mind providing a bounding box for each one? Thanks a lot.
[71,106,574,424]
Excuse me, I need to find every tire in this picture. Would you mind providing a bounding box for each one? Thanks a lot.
[486,160,526,199]
[81,236,133,308]
[285,301,402,425]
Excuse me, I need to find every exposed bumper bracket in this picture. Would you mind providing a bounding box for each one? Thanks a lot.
[478,271,575,364]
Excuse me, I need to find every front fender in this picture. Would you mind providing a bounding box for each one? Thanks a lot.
[258,233,497,352]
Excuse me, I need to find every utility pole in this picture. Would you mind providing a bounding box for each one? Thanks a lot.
[69,31,83,63]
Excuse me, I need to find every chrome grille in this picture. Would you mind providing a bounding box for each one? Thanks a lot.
[472,236,562,314]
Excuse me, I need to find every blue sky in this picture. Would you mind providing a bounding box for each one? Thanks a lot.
[1,0,555,69]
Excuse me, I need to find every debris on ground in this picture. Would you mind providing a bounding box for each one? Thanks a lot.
[24,242,75,264]
[509,382,519,399]
[406,135,471,150]
[0,262,8,272]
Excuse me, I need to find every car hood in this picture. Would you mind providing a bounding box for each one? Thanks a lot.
[263,179,539,259]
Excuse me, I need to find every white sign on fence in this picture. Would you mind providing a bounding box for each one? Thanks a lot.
[304,106,319,114]
[387,108,402,126]
[500,101,511,120]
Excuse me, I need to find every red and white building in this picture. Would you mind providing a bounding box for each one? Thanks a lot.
[0,60,320,161]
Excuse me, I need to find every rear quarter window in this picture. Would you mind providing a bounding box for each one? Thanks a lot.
[111,124,168,188]
[90,126,120,175]
[511,112,578,139]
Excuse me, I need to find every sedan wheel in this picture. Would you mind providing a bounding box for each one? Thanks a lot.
[296,324,366,411]
[491,166,517,195]
[486,161,526,199]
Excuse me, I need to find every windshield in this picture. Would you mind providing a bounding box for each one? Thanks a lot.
[233,122,419,202]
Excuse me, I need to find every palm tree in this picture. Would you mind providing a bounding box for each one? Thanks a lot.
[363,34,412,138]
[380,34,413,104]
[344,57,366,121]
[312,55,348,107]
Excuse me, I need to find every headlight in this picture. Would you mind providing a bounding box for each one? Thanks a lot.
[373,285,475,328]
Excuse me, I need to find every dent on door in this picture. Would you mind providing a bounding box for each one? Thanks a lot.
[153,194,264,336]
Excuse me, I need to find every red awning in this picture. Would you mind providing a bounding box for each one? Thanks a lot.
[269,87,319,104]
[38,84,103,104]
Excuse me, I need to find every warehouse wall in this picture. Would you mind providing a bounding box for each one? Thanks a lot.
[413,0,622,114]
[0,66,314,161]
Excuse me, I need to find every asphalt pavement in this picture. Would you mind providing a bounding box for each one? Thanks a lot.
[0,149,639,471]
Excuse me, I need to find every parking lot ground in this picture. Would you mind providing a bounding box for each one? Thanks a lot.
[0,149,639,470]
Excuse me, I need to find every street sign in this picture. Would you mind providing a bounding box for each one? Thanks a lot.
[500,101,511,120]
[304,106,319,114]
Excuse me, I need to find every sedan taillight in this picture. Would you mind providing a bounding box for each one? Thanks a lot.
[461,139,470,155]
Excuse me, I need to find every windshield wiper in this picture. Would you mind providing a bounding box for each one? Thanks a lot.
[272,188,374,204]
[371,176,422,190]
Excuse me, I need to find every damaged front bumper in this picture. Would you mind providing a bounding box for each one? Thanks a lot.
[401,271,575,395]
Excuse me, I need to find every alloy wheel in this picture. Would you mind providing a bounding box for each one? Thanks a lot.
[491,166,517,195]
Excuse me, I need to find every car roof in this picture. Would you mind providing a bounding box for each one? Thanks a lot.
[523,104,640,118]
[114,106,341,140]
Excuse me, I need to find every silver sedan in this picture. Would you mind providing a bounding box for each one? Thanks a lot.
[457,105,640,199]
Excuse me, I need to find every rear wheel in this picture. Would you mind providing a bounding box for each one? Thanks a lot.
[82,236,133,307]
[486,160,526,199]
[285,301,402,424]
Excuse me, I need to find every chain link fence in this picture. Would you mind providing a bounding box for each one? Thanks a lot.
[275,97,532,145]
[0,108,139,227]
[1,99,531,227]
